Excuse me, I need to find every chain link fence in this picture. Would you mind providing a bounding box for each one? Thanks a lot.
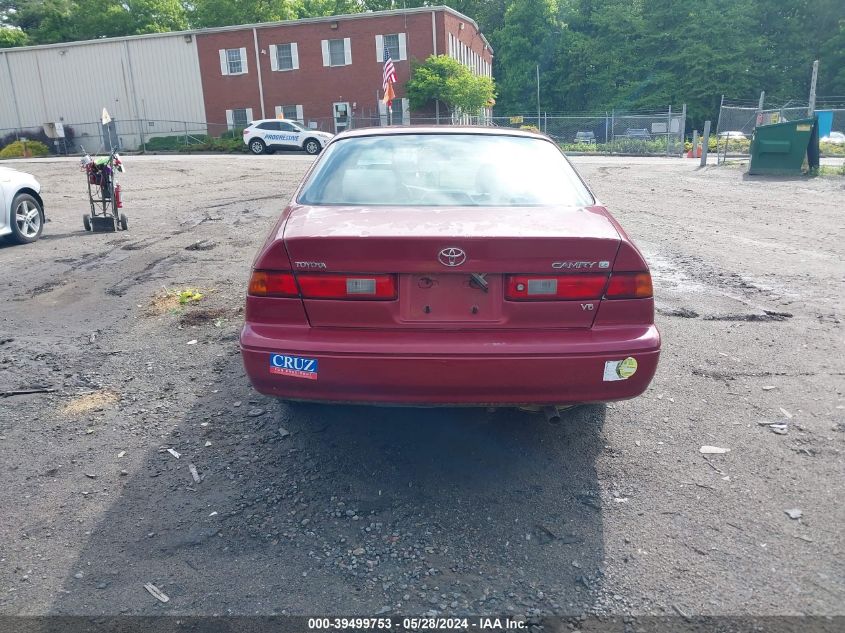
[1,106,687,157]
[716,96,845,163]
[488,108,687,156]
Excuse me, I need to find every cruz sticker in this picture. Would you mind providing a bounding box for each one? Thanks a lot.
[603,357,638,382]
[270,354,318,380]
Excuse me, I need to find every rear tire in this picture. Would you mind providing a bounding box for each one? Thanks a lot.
[83,214,91,231]
[249,138,266,155]
[303,138,321,155]
[119,214,128,231]
[9,193,43,244]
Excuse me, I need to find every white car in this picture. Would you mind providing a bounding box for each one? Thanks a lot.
[0,166,44,244]
[243,119,334,156]
[821,131,845,145]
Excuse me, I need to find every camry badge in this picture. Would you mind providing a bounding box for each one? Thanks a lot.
[438,247,467,267]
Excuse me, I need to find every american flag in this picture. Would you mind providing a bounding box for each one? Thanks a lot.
[382,44,397,93]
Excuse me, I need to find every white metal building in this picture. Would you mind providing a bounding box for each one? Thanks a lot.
[0,31,207,150]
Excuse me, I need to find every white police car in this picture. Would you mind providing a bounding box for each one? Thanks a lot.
[243,119,333,156]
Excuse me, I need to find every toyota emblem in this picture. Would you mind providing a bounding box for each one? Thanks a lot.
[438,247,467,267]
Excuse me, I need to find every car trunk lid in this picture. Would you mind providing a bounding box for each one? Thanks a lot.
[282,204,621,329]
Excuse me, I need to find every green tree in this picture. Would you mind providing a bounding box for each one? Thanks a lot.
[406,54,496,118]
[0,26,29,46]
[190,0,295,28]
[4,0,186,43]
[487,0,558,113]
[4,0,74,43]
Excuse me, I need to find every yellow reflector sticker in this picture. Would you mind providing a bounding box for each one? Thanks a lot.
[603,357,638,381]
[796,124,811,132]
[617,357,638,379]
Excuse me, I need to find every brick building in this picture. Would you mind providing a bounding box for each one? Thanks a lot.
[0,6,492,149]
[197,6,493,133]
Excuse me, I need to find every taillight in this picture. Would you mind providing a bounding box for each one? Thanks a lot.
[248,271,298,297]
[243,128,250,135]
[506,274,607,301]
[297,273,396,300]
[604,272,653,299]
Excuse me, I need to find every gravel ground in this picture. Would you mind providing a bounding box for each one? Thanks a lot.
[0,154,842,618]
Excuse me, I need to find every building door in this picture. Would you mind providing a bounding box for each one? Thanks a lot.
[333,102,350,134]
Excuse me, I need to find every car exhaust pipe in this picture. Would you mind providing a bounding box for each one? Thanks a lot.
[543,406,561,424]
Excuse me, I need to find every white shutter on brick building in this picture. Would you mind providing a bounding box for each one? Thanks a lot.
[321,40,330,66]
[246,108,253,123]
[398,33,407,61]
[219,50,229,75]
[295,105,304,122]
[225,109,234,128]
[291,43,299,69]
[343,38,352,65]
[269,44,278,71]
[239,47,248,73]
[375,35,384,62]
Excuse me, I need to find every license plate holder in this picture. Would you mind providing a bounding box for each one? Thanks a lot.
[400,273,501,322]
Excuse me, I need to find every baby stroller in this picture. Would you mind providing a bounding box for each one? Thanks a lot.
[81,148,128,232]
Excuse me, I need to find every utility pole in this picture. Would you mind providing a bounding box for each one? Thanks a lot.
[808,60,819,117]
[536,64,540,128]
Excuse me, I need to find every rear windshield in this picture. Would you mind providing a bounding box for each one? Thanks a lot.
[297,133,594,207]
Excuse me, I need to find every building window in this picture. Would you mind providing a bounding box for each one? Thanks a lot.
[219,47,248,75]
[275,104,304,123]
[376,33,406,62]
[231,108,250,128]
[383,34,400,61]
[321,38,350,67]
[277,44,293,70]
[271,43,299,71]
[227,49,243,74]
[279,105,298,120]
[329,39,346,66]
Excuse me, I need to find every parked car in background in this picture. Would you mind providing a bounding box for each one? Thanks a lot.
[243,119,334,156]
[624,128,651,139]
[820,131,845,145]
[240,127,660,408]
[574,131,596,144]
[0,166,44,244]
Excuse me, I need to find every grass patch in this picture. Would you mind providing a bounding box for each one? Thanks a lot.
[810,164,845,176]
[146,287,207,316]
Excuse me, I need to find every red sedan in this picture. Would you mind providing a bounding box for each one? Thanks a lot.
[240,127,660,407]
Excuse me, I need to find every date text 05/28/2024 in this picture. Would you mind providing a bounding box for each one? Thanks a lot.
[307,617,526,630]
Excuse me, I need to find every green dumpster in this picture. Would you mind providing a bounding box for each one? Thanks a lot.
[748,117,820,175]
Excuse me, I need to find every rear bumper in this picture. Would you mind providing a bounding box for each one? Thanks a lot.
[240,324,660,406]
